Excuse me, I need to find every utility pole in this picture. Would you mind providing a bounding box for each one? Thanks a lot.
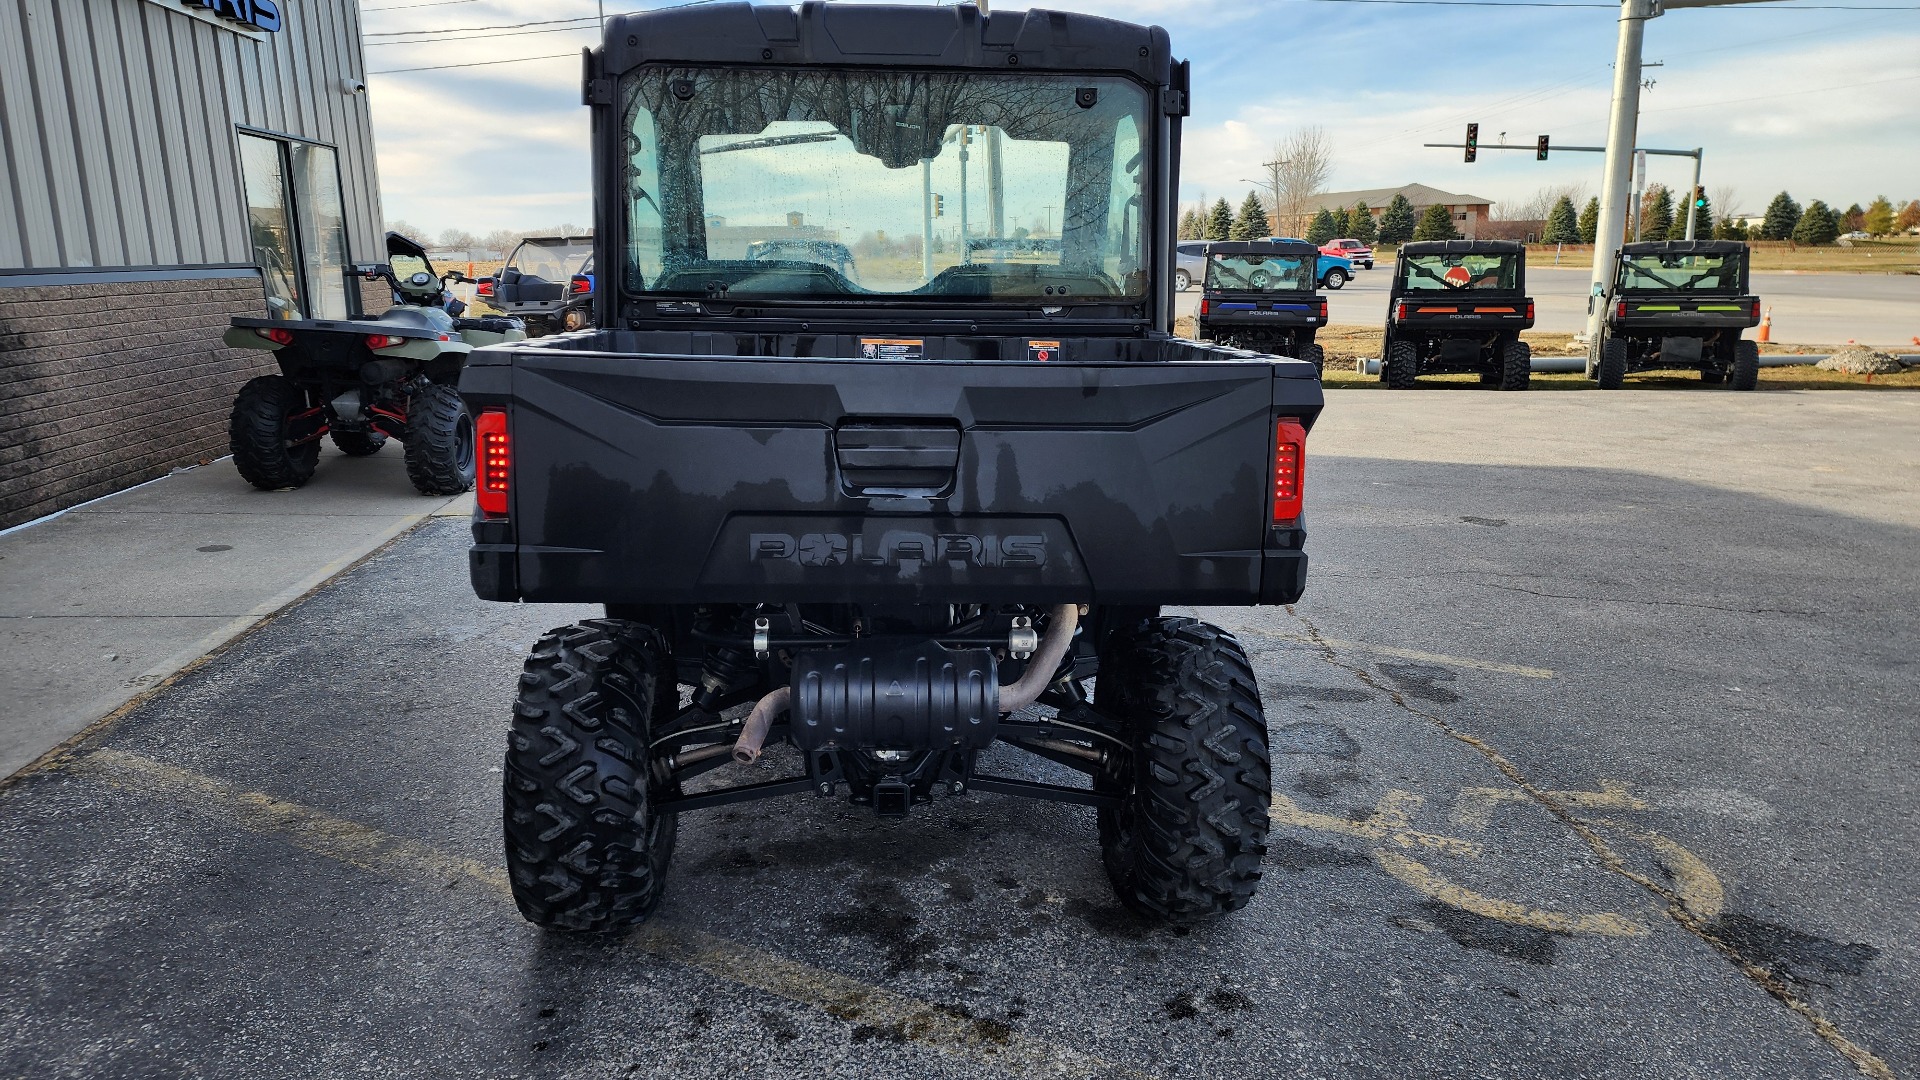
[1585,0,1788,352]
[921,159,934,281]
[1683,148,1704,239]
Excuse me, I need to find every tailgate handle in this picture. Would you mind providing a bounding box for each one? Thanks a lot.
[835,422,961,497]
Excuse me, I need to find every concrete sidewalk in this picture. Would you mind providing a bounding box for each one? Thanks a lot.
[0,448,472,778]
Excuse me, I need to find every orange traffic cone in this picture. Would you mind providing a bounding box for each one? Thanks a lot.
[1757,306,1772,343]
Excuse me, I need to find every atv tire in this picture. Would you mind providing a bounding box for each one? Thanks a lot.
[504,620,679,932]
[1383,340,1419,389]
[1730,340,1759,391]
[1296,342,1326,375]
[229,375,320,491]
[1597,336,1628,390]
[403,383,475,495]
[1500,339,1531,391]
[330,428,387,456]
[1095,617,1270,924]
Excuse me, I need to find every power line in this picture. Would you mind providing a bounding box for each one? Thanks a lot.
[362,0,482,10]
[1640,71,1920,111]
[367,15,597,37]
[369,51,579,74]
[367,23,601,45]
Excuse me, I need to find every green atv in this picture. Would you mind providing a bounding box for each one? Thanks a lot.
[1591,240,1762,390]
[223,233,526,494]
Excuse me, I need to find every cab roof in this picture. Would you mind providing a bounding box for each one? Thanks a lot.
[1202,239,1320,258]
[1398,239,1524,256]
[1620,239,1746,255]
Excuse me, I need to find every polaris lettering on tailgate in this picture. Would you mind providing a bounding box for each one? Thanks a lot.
[750,530,1046,568]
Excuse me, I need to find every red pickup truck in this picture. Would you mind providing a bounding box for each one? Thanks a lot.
[1320,238,1374,269]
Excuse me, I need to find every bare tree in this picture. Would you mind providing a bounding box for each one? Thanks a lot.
[1268,127,1333,237]
[1497,183,1587,223]
[438,228,479,251]
[1711,184,1741,220]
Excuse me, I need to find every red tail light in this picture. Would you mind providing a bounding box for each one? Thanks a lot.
[1616,300,1627,320]
[1198,299,1210,316]
[569,275,591,295]
[258,327,295,345]
[366,334,404,349]
[1319,300,1328,320]
[476,409,510,517]
[1394,301,1408,322]
[476,279,494,297]
[1273,418,1307,527]
[1525,300,1535,322]
[1751,299,1760,320]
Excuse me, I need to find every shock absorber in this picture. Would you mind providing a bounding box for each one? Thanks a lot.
[694,641,758,713]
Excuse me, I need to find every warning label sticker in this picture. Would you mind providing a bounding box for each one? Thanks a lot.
[860,338,925,361]
[1027,339,1061,362]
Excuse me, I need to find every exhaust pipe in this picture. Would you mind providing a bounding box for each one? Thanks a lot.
[729,603,1081,763]
[998,604,1079,715]
[731,685,789,764]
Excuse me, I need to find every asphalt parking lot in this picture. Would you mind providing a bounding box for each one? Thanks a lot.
[2,391,1915,1079]
[1175,264,1920,347]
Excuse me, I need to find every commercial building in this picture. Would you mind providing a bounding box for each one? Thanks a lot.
[1305,183,1495,239]
[1,0,386,529]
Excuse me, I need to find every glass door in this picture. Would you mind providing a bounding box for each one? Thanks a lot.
[236,132,353,319]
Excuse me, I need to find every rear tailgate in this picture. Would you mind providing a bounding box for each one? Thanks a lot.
[1617,295,1761,330]
[464,350,1321,607]
[1397,296,1535,330]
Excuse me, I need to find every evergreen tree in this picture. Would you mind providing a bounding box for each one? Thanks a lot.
[1759,192,1800,241]
[1305,208,1339,245]
[1205,197,1234,241]
[1688,192,1712,238]
[1231,192,1268,240]
[1349,202,1376,243]
[1897,200,1920,233]
[1840,203,1866,233]
[1412,203,1460,242]
[1378,195,1418,244]
[1792,200,1839,245]
[1330,207,1352,238]
[1712,215,1745,241]
[1541,196,1580,244]
[1577,197,1599,243]
[1864,196,1895,235]
[1176,207,1197,240]
[1640,185,1674,242]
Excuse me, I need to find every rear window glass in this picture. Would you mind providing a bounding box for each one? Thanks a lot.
[1399,253,1519,292]
[510,241,594,281]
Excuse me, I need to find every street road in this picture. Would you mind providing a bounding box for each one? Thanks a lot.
[2,392,1915,1079]
[1177,263,1920,348]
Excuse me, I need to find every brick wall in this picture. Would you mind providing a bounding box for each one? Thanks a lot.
[0,274,273,529]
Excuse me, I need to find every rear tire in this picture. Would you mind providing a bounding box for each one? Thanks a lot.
[1095,617,1270,924]
[1597,337,1628,390]
[229,375,319,491]
[403,383,475,495]
[504,620,678,932]
[1500,340,1531,391]
[1730,340,1759,391]
[1384,340,1419,389]
[1296,342,1325,375]
[330,428,387,456]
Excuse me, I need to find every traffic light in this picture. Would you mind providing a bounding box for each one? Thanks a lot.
[1692,186,1707,210]
[1536,135,1550,161]
[1464,123,1478,163]
[932,193,944,218]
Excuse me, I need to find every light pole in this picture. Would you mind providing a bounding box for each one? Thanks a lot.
[1584,0,1788,355]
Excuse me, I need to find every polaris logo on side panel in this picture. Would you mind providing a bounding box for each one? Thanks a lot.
[750,532,1046,568]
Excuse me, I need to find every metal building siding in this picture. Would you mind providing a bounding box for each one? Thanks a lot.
[0,0,383,272]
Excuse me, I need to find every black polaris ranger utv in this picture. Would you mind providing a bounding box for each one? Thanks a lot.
[1380,239,1534,390]
[1193,239,1328,372]
[462,2,1323,932]
[1591,240,1761,390]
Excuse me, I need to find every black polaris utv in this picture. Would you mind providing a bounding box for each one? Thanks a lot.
[1380,239,1534,390]
[1591,240,1761,389]
[1193,239,1328,372]
[462,3,1324,932]
[223,232,524,494]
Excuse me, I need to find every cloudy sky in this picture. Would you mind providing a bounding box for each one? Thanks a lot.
[362,0,1920,238]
